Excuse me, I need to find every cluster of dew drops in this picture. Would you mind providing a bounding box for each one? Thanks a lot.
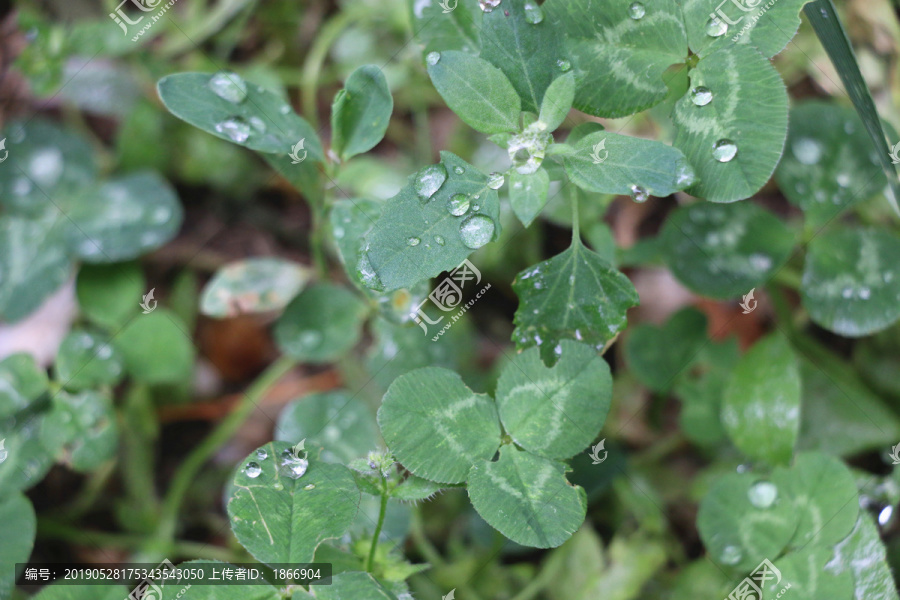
[206,72,291,143]
[242,447,316,492]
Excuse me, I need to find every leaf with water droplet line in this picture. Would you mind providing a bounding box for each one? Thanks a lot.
[495,341,611,460]
[544,0,688,118]
[467,445,586,548]
[332,65,394,161]
[54,330,124,391]
[409,0,482,55]
[826,514,900,600]
[312,571,400,600]
[801,228,900,337]
[200,258,311,318]
[377,367,501,484]
[512,237,639,366]
[274,283,369,363]
[672,45,788,203]
[509,168,550,227]
[480,0,562,113]
[276,391,378,464]
[563,131,696,198]
[722,333,800,465]
[227,441,360,565]
[426,51,521,134]
[659,201,795,299]
[0,493,34,598]
[361,151,500,292]
[625,308,709,393]
[697,471,798,572]
[776,101,888,227]
[329,198,382,285]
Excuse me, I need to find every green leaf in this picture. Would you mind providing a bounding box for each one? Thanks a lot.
[156,561,282,600]
[682,0,812,59]
[563,131,695,198]
[114,309,195,384]
[41,390,118,472]
[697,472,798,571]
[426,51,521,134]
[54,330,125,391]
[200,258,311,318]
[0,493,35,599]
[0,213,72,323]
[495,341,611,460]
[674,338,739,447]
[227,441,360,565]
[768,544,854,600]
[512,238,639,366]
[509,168,550,227]
[0,414,61,496]
[801,228,900,337]
[274,283,368,363]
[0,353,49,419]
[157,72,324,159]
[313,571,399,600]
[479,0,563,113]
[330,198,382,283]
[722,333,801,465]
[538,73,574,131]
[32,583,132,600]
[331,65,393,161]
[672,45,788,203]
[776,101,888,226]
[545,0,688,117]
[276,391,379,464]
[625,308,708,392]
[377,367,501,484]
[409,0,481,54]
[826,514,900,600]
[773,452,859,549]
[76,263,145,330]
[65,172,182,263]
[390,474,448,503]
[362,152,500,292]
[804,0,900,215]
[660,201,795,298]
[468,445,586,548]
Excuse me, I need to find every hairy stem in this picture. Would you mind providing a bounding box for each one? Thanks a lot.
[366,484,389,573]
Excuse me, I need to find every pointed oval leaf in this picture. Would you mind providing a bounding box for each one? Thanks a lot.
[274,283,369,363]
[227,441,360,565]
[660,201,795,298]
[512,239,639,366]
[509,168,550,227]
[538,73,575,131]
[377,367,501,484]
[722,333,800,465]
[201,258,311,318]
[54,330,124,391]
[276,391,378,464]
[76,263,145,330]
[332,65,394,161]
[468,445,586,548]
[114,309,195,385]
[410,0,481,54]
[361,152,500,292]
[496,341,612,460]
[427,51,521,134]
[625,308,709,392]
[672,45,788,203]
[801,228,900,337]
[0,493,35,599]
[564,131,696,198]
[0,353,49,419]
[330,198,382,284]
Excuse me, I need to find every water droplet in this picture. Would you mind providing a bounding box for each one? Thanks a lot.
[256,448,268,460]
[524,1,544,23]
[557,59,572,72]
[215,117,252,143]
[273,481,284,491]
[29,147,64,187]
[434,235,445,246]
[209,71,248,104]
[706,16,728,37]
[712,139,737,163]
[304,484,316,491]
[836,173,851,187]
[248,116,267,133]
[245,462,262,478]
[459,214,495,249]
[454,166,465,175]
[792,137,822,165]
[279,104,291,115]
[628,2,645,19]
[690,86,713,106]
[448,193,471,216]
[720,545,742,565]
[414,164,448,200]
[879,505,894,526]
[426,51,441,66]
[479,0,501,12]
[487,172,505,189]
[407,237,421,246]
[630,185,649,203]
[747,481,778,508]
[279,454,309,479]
[859,286,871,300]
[12,177,32,196]
[299,330,323,348]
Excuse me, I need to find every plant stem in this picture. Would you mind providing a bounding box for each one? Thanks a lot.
[570,184,580,241]
[301,9,357,127]
[153,356,297,547]
[366,484,389,573]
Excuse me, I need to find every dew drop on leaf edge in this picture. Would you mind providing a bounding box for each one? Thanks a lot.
[426,52,440,66]
[630,185,649,203]
[414,163,448,200]
[459,214,496,249]
[487,172,505,190]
